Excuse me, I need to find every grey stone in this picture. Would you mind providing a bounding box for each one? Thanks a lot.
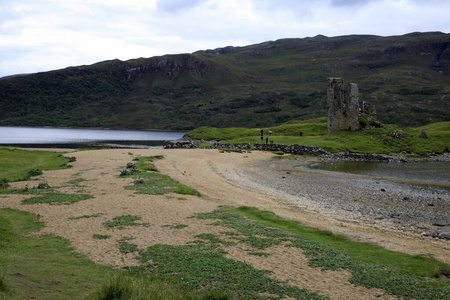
[253,143,328,156]
[375,214,384,220]
[433,219,450,227]
[420,129,428,139]
[164,141,197,149]
[209,143,251,150]
[440,232,450,240]
[360,101,377,115]
[327,77,360,134]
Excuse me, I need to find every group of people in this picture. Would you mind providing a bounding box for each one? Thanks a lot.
[259,129,303,144]
[260,129,272,144]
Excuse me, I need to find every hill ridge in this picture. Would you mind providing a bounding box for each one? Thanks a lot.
[1,32,449,129]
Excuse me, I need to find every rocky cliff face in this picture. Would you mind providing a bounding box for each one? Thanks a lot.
[124,55,212,82]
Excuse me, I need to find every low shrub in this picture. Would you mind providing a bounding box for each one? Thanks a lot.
[0,179,9,190]
[37,182,50,189]
[119,242,139,254]
[27,169,43,177]
[93,234,111,240]
[103,215,150,230]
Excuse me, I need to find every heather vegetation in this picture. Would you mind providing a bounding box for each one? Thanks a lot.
[1,32,449,129]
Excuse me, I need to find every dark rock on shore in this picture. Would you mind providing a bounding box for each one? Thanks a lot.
[254,143,328,156]
[165,141,251,150]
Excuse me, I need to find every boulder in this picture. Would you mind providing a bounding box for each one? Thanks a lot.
[420,129,428,139]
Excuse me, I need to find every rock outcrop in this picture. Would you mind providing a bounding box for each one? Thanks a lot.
[360,101,377,115]
[125,55,212,81]
[420,129,429,138]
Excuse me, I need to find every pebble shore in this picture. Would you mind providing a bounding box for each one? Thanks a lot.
[222,153,450,240]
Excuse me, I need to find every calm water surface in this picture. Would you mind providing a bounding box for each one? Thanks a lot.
[0,126,186,146]
[308,160,450,185]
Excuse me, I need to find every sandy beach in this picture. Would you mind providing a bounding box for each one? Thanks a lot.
[1,148,449,299]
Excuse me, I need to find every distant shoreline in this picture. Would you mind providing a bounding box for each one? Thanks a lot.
[0,140,171,149]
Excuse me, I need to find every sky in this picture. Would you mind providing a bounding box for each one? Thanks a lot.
[1,0,449,78]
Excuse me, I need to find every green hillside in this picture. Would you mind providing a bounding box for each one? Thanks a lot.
[1,32,449,130]
[187,118,450,154]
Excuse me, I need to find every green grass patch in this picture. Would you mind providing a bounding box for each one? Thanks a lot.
[162,223,189,229]
[0,148,73,182]
[132,155,164,172]
[103,215,150,230]
[186,126,260,141]
[0,208,116,299]
[233,207,450,278]
[67,177,87,186]
[135,243,326,299]
[3,182,57,195]
[190,233,236,250]
[125,172,200,196]
[121,157,201,196]
[70,213,104,220]
[188,118,450,154]
[119,242,139,254]
[93,272,232,300]
[194,207,450,300]
[21,193,93,205]
[93,234,111,240]
[1,208,226,300]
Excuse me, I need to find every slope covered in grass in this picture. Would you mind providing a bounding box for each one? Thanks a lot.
[187,118,450,154]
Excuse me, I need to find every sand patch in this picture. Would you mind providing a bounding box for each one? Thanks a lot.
[1,148,448,299]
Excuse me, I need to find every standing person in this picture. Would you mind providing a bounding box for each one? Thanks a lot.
[269,130,272,136]
[260,129,264,136]
[265,137,268,144]
[261,135,264,143]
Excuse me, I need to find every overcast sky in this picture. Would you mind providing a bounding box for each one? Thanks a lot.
[1,0,449,78]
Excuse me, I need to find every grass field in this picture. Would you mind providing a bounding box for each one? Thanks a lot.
[0,147,74,182]
[186,118,450,154]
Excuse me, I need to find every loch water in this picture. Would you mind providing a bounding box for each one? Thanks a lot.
[308,160,450,188]
[0,126,186,148]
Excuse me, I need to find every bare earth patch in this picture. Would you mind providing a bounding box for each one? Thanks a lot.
[1,148,448,299]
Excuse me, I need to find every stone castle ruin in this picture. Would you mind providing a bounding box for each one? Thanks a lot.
[327,77,376,134]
